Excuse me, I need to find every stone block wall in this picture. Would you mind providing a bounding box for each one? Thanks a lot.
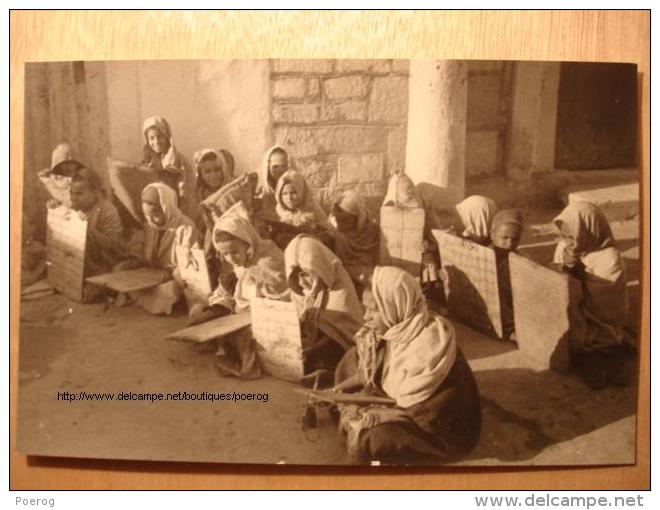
[465,60,514,178]
[269,59,410,215]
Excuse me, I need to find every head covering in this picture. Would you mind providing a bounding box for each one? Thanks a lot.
[261,145,289,193]
[275,170,329,230]
[141,185,161,205]
[371,266,457,408]
[285,235,363,350]
[332,191,380,282]
[140,182,198,269]
[553,201,615,256]
[141,182,183,231]
[219,149,235,179]
[382,172,422,209]
[212,201,260,256]
[50,143,84,175]
[491,209,523,233]
[142,116,172,141]
[372,266,431,345]
[141,116,174,171]
[335,191,368,232]
[193,148,229,199]
[160,144,183,174]
[455,195,498,243]
[276,169,309,212]
[210,201,288,312]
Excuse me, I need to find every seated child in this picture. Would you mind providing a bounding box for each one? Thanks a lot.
[33,143,87,242]
[117,182,199,315]
[330,191,380,291]
[382,171,423,208]
[141,116,195,217]
[68,168,128,302]
[191,148,232,278]
[431,195,498,246]
[381,172,440,292]
[193,148,231,211]
[254,145,290,224]
[489,209,524,340]
[284,235,363,380]
[553,201,630,389]
[197,171,259,289]
[333,266,482,465]
[273,169,333,249]
[190,201,289,379]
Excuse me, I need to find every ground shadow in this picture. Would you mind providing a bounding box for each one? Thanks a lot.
[443,266,501,339]
[464,364,638,463]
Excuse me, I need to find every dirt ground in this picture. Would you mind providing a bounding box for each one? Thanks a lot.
[16,208,641,467]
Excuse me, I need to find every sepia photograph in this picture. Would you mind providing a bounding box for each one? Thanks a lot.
[17,57,641,467]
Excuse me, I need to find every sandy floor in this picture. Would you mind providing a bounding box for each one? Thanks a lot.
[16,210,641,467]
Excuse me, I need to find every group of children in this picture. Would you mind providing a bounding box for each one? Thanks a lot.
[24,114,632,464]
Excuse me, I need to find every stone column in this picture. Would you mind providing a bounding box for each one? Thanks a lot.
[506,61,560,180]
[405,60,467,210]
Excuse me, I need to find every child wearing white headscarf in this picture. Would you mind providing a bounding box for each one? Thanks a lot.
[207,201,289,314]
[333,266,481,464]
[382,172,423,209]
[330,191,380,289]
[285,235,363,375]
[141,116,195,217]
[553,201,630,389]
[192,148,234,208]
[117,182,199,315]
[429,195,499,246]
[254,145,290,224]
[189,201,288,379]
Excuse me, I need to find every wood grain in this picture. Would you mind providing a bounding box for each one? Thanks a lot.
[10,10,650,490]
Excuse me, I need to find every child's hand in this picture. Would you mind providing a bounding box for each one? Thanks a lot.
[172,268,186,287]
[188,303,207,325]
[562,260,585,279]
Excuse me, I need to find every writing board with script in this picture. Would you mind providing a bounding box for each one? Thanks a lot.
[509,252,582,373]
[433,229,503,339]
[46,206,88,301]
[250,298,304,382]
[379,206,425,276]
[165,313,251,343]
[86,268,165,293]
[175,246,212,306]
